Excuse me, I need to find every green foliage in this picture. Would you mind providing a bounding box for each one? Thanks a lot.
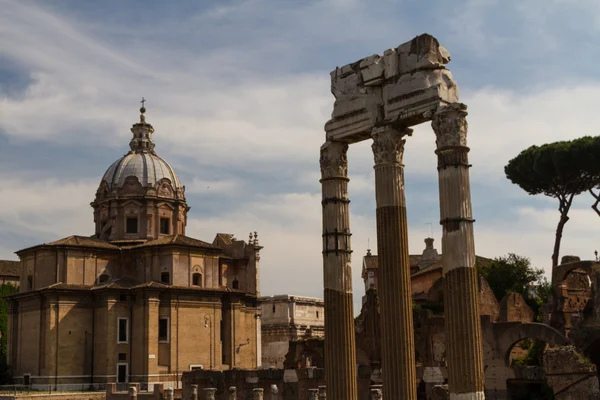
[478,254,544,301]
[505,136,600,267]
[511,340,546,367]
[505,136,600,199]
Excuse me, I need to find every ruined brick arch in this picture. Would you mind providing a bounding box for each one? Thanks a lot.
[495,322,568,366]
[554,261,600,288]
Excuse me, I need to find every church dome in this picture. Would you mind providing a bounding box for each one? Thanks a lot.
[92,102,189,242]
[102,152,182,190]
[98,103,182,191]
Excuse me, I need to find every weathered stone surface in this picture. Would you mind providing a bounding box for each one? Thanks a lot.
[325,34,458,143]
[544,345,600,399]
[430,384,449,400]
[498,292,534,323]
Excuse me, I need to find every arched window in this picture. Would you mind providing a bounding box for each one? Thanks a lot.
[161,272,170,284]
[192,273,202,287]
[232,279,239,290]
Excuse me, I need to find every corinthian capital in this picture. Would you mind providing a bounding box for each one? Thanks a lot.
[371,125,411,165]
[320,141,349,179]
[432,102,468,148]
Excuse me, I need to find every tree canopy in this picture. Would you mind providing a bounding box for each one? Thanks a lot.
[478,254,544,300]
[505,136,600,268]
[478,254,551,320]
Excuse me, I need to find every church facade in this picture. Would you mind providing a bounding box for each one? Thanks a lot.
[7,106,261,390]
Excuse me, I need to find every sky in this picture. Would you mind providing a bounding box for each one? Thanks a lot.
[2,0,600,313]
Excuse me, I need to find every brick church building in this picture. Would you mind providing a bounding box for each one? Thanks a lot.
[7,105,261,390]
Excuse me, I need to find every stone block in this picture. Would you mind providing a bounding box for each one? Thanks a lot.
[383,69,458,125]
[325,34,458,143]
[397,35,450,75]
[359,55,384,86]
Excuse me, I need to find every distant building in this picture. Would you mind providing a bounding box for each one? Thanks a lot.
[0,260,20,286]
[260,295,324,368]
[361,237,490,304]
[7,106,261,390]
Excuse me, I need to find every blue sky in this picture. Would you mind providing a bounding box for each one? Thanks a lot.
[2,0,600,312]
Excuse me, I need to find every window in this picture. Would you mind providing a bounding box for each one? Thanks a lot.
[272,304,276,313]
[192,273,202,287]
[316,311,319,319]
[117,363,128,383]
[118,353,127,361]
[118,318,128,343]
[26,275,33,291]
[158,318,169,343]
[98,274,110,284]
[159,217,170,234]
[161,272,170,284]
[126,217,138,234]
[23,374,30,386]
[119,294,128,302]
[232,279,239,290]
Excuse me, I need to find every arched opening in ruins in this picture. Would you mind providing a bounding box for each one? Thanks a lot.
[495,323,567,399]
[504,338,554,399]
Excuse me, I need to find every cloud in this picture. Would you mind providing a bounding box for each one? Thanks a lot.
[2,0,600,315]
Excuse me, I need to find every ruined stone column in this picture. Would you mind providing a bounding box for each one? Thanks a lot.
[370,385,383,400]
[269,384,279,400]
[203,388,216,400]
[432,103,485,399]
[371,125,417,400]
[320,141,358,400]
[128,386,137,400]
[253,388,264,400]
[228,386,237,400]
[318,385,327,399]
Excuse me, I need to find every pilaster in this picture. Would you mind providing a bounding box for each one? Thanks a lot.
[432,103,485,399]
[371,125,417,400]
[319,140,357,400]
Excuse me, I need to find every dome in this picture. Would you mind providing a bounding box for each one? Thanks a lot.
[98,103,182,191]
[92,102,189,242]
[101,152,182,190]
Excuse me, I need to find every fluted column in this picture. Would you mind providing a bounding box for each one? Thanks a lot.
[432,103,485,399]
[371,125,416,400]
[319,140,358,400]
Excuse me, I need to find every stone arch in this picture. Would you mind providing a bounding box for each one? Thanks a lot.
[492,322,568,366]
[554,261,600,288]
[192,265,203,287]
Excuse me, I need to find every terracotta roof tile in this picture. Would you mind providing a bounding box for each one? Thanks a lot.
[0,260,20,277]
[17,235,120,254]
[132,234,221,251]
